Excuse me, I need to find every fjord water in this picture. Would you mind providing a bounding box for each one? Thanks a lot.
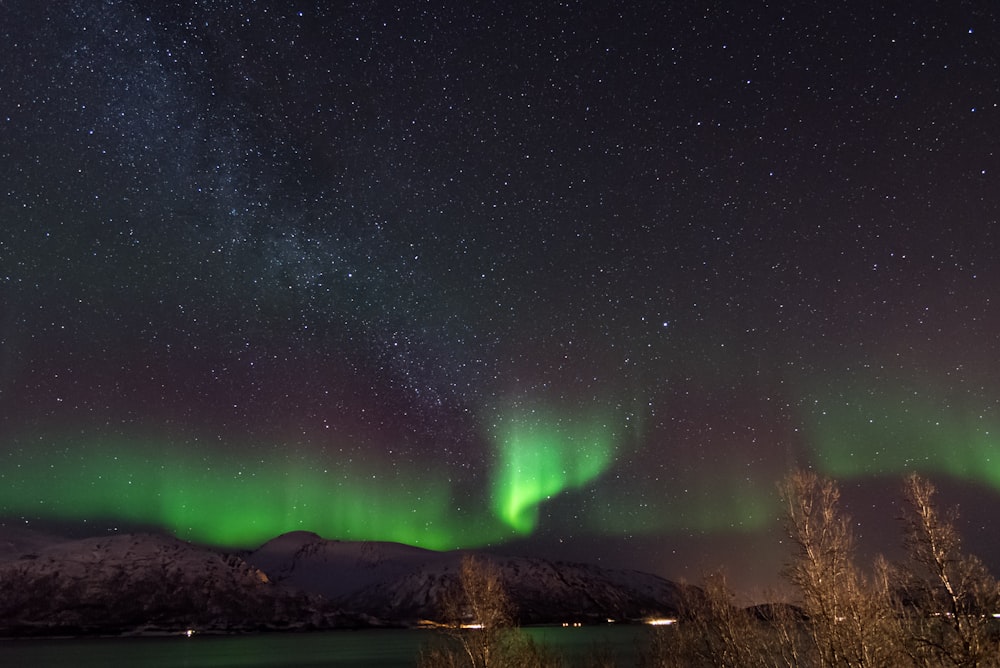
[0,626,648,667]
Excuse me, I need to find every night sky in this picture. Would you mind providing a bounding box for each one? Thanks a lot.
[2,1,999,594]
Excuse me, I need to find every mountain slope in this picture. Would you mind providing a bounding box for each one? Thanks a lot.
[0,533,333,636]
[245,530,452,600]
[334,554,685,624]
[245,533,684,624]
[0,530,685,635]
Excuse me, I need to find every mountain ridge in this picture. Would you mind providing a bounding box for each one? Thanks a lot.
[0,529,683,636]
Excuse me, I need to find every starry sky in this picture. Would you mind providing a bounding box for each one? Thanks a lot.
[2,1,999,593]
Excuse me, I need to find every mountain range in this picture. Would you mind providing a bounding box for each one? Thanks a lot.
[0,528,684,636]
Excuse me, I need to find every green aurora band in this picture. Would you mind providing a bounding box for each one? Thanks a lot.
[1,406,626,548]
[2,400,788,548]
[803,385,1000,486]
[489,408,616,534]
[0,432,507,549]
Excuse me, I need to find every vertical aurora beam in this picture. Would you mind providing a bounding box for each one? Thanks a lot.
[490,407,616,534]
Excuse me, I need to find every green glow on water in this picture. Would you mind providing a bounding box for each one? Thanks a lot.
[490,408,616,533]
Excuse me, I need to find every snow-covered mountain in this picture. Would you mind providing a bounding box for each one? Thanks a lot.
[0,526,68,561]
[244,532,684,625]
[0,532,336,636]
[334,556,685,624]
[245,530,453,600]
[0,529,684,635]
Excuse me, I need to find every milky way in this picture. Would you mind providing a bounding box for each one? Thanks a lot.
[2,1,999,592]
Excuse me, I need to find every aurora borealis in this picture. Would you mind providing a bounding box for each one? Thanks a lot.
[3,1,1000,592]
[490,406,617,534]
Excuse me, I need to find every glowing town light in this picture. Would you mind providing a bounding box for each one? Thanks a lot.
[645,617,677,626]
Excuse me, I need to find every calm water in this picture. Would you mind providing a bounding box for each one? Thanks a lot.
[0,626,651,667]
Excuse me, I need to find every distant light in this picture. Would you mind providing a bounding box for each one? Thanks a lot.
[645,618,676,626]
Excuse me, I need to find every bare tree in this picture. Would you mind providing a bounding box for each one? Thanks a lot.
[420,554,562,668]
[639,471,1000,668]
[642,572,808,668]
[894,473,1000,667]
[673,572,780,667]
[439,554,515,668]
[778,469,895,667]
